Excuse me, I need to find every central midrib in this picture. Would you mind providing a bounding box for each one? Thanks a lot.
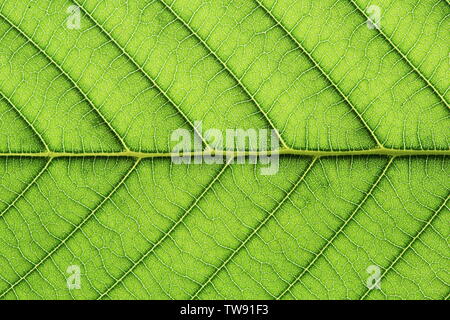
[0,148,448,158]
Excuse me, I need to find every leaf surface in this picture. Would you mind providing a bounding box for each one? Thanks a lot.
[0,0,448,300]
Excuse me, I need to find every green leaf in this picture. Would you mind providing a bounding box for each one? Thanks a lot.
[0,0,448,300]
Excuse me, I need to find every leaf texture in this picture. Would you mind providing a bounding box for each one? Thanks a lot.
[0,0,448,300]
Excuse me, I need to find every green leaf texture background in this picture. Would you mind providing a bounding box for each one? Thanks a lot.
[0,0,448,300]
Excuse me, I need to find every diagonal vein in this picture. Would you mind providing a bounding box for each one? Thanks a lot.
[0,158,52,219]
[276,156,395,299]
[0,159,141,299]
[254,0,384,148]
[190,157,318,299]
[0,88,49,151]
[71,0,211,150]
[97,158,233,300]
[0,12,130,151]
[158,0,289,149]
[347,0,449,107]
[360,193,450,300]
